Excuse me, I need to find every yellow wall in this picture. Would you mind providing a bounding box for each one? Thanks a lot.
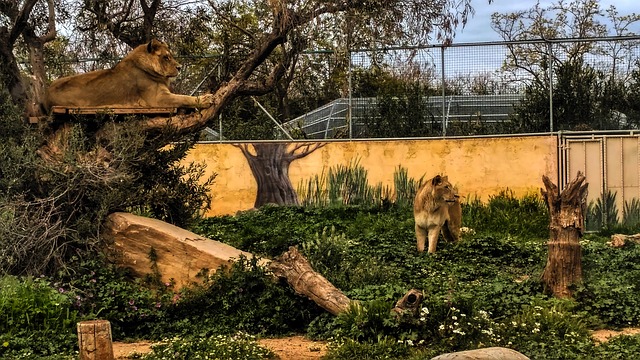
[185,135,558,216]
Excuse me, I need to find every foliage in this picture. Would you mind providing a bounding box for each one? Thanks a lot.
[356,69,439,138]
[149,256,323,339]
[462,190,549,238]
[141,332,276,360]
[493,1,640,132]
[587,190,620,231]
[0,276,78,359]
[6,193,640,359]
[0,85,215,276]
[298,158,391,207]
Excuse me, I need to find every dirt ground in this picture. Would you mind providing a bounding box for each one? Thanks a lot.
[113,329,640,359]
[113,335,327,360]
[591,327,640,343]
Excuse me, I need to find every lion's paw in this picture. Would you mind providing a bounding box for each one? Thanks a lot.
[199,93,215,108]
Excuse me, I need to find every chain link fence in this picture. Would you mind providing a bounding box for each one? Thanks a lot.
[279,36,640,139]
[42,36,640,140]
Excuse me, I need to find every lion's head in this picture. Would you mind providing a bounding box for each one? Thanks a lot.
[131,39,182,79]
[429,175,458,204]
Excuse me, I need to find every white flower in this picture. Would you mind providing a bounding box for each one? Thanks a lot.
[451,315,458,320]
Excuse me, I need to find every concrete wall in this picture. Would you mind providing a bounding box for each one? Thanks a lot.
[185,135,558,217]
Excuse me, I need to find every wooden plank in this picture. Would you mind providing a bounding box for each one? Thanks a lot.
[51,106,179,115]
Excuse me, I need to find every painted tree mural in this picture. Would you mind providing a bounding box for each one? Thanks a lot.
[235,142,325,207]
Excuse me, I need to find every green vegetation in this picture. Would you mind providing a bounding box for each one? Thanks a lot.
[3,194,640,358]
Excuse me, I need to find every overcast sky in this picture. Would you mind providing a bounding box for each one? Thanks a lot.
[453,0,640,43]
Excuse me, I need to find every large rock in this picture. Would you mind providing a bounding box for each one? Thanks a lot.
[104,212,267,289]
[430,347,529,360]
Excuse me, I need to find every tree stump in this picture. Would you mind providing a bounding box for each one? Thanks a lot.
[392,289,423,317]
[268,246,352,315]
[540,172,588,298]
[77,320,114,360]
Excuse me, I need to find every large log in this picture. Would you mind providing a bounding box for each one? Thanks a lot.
[103,212,267,289]
[268,246,352,315]
[540,172,588,298]
[430,347,530,360]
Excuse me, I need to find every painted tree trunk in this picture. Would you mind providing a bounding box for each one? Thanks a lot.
[244,143,299,207]
[540,172,588,298]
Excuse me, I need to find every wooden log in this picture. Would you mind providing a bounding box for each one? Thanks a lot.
[609,233,640,247]
[540,172,588,298]
[430,347,530,360]
[392,289,423,317]
[77,320,114,360]
[50,106,179,115]
[268,246,352,315]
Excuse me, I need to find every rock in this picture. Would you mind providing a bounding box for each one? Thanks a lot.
[103,212,268,289]
[430,347,530,360]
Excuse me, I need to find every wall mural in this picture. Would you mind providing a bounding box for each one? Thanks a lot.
[234,142,326,207]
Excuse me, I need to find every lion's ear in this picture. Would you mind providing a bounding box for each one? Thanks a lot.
[147,39,161,53]
[432,175,442,186]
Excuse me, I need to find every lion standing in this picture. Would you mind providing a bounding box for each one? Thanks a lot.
[413,175,462,253]
[45,39,214,110]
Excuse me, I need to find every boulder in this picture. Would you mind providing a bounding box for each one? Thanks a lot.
[430,347,529,360]
[103,212,268,289]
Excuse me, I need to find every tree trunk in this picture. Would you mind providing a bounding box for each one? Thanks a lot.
[77,320,114,360]
[540,172,588,298]
[268,246,351,315]
[244,143,299,207]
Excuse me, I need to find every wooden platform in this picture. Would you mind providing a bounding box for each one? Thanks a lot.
[50,106,180,115]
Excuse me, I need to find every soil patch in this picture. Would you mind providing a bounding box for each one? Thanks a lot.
[114,329,640,359]
[591,327,640,343]
[113,336,327,360]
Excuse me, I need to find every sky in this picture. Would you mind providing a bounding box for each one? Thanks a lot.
[453,0,640,43]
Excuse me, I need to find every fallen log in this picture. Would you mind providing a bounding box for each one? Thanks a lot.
[609,233,640,248]
[268,246,423,316]
[268,246,352,315]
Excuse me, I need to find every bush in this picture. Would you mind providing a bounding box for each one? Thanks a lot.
[142,332,275,360]
[0,276,78,358]
[0,97,214,276]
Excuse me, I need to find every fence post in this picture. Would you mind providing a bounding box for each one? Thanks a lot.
[547,40,554,132]
[77,320,114,360]
[441,46,446,137]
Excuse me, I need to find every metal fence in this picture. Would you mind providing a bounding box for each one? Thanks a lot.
[278,36,640,140]
[44,36,640,140]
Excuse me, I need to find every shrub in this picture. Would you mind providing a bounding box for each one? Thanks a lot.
[0,276,78,358]
[142,332,275,360]
[154,256,322,338]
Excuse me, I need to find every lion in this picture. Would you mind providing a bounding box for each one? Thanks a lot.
[413,174,462,254]
[45,39,214,110]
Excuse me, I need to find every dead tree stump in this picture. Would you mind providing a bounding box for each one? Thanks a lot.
[77,320,114,360]
[540,172,588,298]
[268,246,352,315]
[392,289,423,317]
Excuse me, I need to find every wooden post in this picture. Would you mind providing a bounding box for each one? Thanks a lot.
[77,320,114,360]
[540,172,588,298]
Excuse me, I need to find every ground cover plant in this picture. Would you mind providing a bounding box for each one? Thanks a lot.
[3,192,640,359]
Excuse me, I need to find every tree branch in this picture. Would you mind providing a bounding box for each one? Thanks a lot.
[8,0,38,45]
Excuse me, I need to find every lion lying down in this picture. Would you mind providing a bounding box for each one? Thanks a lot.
[413,174,462,253]
[45,39,214,110]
